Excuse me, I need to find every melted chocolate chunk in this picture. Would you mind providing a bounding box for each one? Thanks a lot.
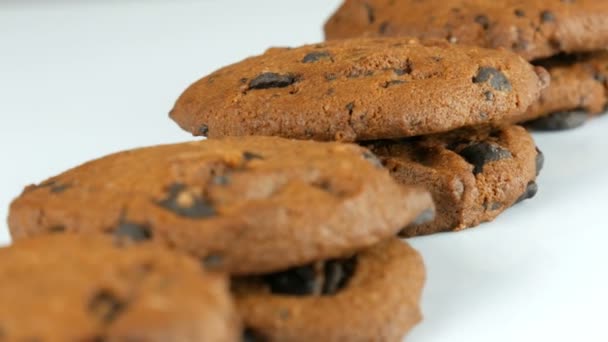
[514,9,525,17]
[458,142,512,174]
[473,67,512,91]
[114,222,152,242]
[364,3,375,23]
[263,265,317,296]
[249,73,296,90]
[526,111,588,131]
[302,51,332,63]
[157,183,215,219]
[89,291,125,324]
[515,181,539,204]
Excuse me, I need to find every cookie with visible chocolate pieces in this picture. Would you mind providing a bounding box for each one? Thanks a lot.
[518,52,608,130]
[8,136,433,275]
[325,0,608,61]
[366,125,542,236]
[234,238,424,342]
[0,234,239,341]
[170,37,548,142]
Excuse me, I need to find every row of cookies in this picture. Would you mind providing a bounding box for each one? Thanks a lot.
[5,137,433,340]
[325,0,608,130]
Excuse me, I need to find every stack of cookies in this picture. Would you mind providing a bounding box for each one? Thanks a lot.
[325,0,608,130]
[170,37,547,236]
[2,1,592,341]
[7,137,433,340]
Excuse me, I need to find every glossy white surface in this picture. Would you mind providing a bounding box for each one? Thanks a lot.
[0,1,606,341]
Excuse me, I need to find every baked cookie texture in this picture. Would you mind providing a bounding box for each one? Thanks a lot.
[366,125,543,236]
[520,52,608,129]
[170,37,548,142]
[325,0,608,61]
[235,239,425,342]
[0,234,239,341]
[8,136,433,275]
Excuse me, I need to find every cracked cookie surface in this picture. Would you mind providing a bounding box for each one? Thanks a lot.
[366,125,542,236]
[234,238,425,342]
[8,136,433,275]
[170,37,547,142]
[325,0,608,61]
[0,234,239,341]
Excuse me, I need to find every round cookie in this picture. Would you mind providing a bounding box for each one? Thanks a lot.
[170,37,548,142]
[520,52,608,130]
[0,234,239,341]
[8,136,433,275]
[365,125,543,237]
[324,0,608,61]
[234,238,425,342]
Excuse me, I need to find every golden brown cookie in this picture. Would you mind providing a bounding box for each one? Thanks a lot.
[520,52,608,129]
[170,37,547,142]
[8,136,433,275]
[0,234,239,341]
[366,125,543,236]
[235,238,425,342]
[325,0,608,61]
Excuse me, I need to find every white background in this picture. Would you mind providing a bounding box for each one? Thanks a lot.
[1,1,607,341]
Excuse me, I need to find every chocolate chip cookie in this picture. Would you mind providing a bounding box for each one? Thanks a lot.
[0,234,239,341]
[366,125,543,236]
[170,37,548,142]
[325,0,608,61]
[8,136,433,275]
[521,52,608,130]
[234,238,424,342]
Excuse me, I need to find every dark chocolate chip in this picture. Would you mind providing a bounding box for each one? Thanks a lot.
[382,80,406,88]
[514,9,525,17]
[458,142,512,174]
[484,91,494,101]
[473,67,512,91]
[263,265,316,296]
[322,257,357,295]
[526,111,588,131]
[199,124,209,137]
[535,147,544,176]
[515,181,539,204]
[114,222,151,242]
[242,328,268,342]
[302,51,332,63]
[394,61,413,75]
[593,73,606,83]
[243,151,264,161]
[474,14,490,30]
[157,183,215,219]
[89,291,125,324]
[540,10,555,22]
[249,73,296,90]
[362,151,384,169]
[345,102,355,114]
